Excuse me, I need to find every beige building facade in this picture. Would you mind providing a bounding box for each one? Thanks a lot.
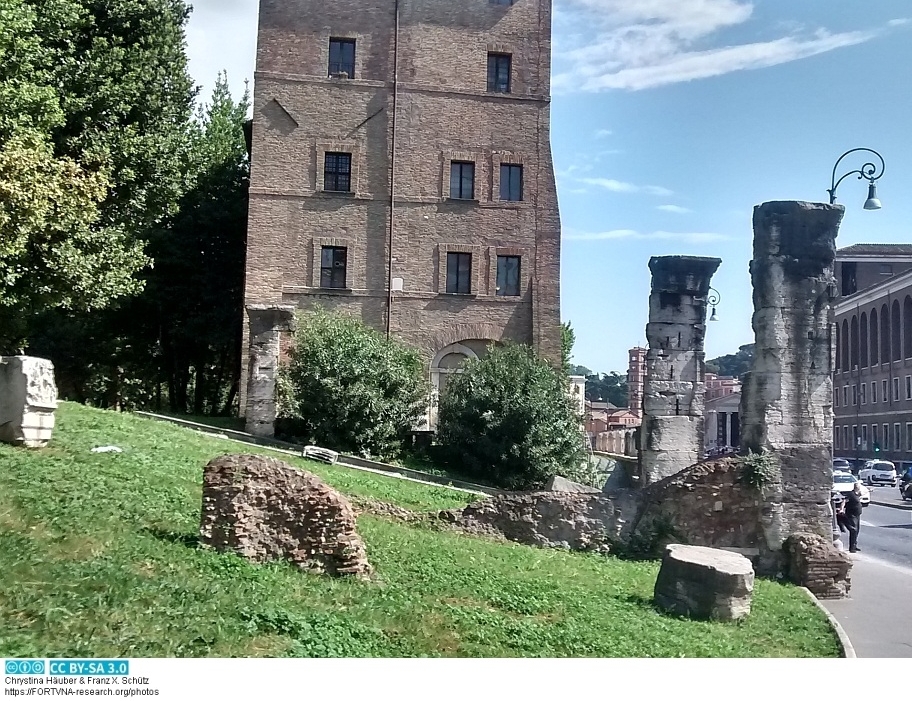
[242,0,562,424]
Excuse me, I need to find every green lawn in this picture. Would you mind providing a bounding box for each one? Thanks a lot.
[0,402,840,657]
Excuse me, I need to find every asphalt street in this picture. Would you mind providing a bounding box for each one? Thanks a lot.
[846,495,912,569]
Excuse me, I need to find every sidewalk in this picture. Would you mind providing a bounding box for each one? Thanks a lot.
[820,554,912,657]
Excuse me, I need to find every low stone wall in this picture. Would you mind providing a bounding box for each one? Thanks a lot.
[439,489,642,554]
[634,457,766,562]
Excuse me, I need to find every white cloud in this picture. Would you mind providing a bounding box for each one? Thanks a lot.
[563,229,728,244]
[888,18,911,27]
[595,128,613,138]
[552,0,882,92]
[657,204,692,214]
[578,177,673,197]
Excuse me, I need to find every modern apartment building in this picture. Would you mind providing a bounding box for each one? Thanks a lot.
[833,244,912,470]
[242,0,562,426]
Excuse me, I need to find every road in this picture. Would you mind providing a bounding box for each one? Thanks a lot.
[842,498,912,569]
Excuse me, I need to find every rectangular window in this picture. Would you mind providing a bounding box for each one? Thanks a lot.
[880,263,893,275]
[487,53,512,93]
[862,424,868,450]
[872,381,877,403]
[852,384,857,406]
[895,423,902,452]
[907,423,912,451]
[843,426,850,451]
[884,423,890,451]
[860,382,866,405]
[500,164,523,201]
[320,246,347,289]
[883,379,888,400]
[842,386,848,407]
[446,252,472,294]
[873,424,880,451]
[449,161,475,200]
[906,375,911,400]
[894,377,901,402]
[852,425,858,449]
[329,38,356,78]
[834,428,839,449]
[324,152,352,192]
[834,388,839,408]
[496,255,521,296]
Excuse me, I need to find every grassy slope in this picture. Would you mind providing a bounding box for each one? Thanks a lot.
[0,403,839,658]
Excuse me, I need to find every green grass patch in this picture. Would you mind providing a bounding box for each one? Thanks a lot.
[0,403,840,657]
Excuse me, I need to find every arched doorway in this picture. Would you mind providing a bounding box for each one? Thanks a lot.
[427,343,478,430]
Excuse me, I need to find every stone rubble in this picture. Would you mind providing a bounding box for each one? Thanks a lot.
[784,533,852,600]
[199,454,371,577]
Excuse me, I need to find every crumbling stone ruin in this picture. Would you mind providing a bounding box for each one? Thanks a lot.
[784,533,852,600]
[639,256,721,484]
[740,201,844,573]
[653,544,754,621]
[0,356,58,449]
[199,454,371,577]
[438,201,850,593]
[244,305,295,437]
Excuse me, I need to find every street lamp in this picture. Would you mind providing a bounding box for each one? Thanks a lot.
[827,147,885,209]
[707,287,721,322]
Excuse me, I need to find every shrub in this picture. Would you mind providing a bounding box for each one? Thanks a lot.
[278,309,429,459]
[436,343,586,490]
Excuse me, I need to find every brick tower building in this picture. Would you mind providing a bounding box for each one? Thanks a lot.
[242,0,562,427]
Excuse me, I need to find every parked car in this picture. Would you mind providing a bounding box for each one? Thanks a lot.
[858,460,897,487]
[832,471,870,506]
[833,458,852,471]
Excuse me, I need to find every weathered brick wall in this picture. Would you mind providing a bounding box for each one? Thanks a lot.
[199,454,371,577]
[242,0,561,412]
[784,533,852,599]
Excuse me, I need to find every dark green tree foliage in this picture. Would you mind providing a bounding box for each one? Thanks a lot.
[560,321,575,375]
[585,371,628,407]
[144,74,250,414]
[278,310,430,460]
[436,343,586,490]
[0,0,148,349]
[706,343,755,379]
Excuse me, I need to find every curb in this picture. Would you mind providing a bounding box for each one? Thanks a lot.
[134,411,493,497]
[869,498,912,511]
[798,587,856,659]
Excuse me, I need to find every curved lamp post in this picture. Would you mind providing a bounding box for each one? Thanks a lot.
[827,147,885,209]
[707,286,721,322]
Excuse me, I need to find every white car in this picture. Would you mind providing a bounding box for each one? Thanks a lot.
[832,471,870,506]
[858,460,897,487]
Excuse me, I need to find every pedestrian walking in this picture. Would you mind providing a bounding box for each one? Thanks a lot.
[842,482,864,553]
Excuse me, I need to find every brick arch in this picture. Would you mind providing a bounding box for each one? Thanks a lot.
[426,322,509,355]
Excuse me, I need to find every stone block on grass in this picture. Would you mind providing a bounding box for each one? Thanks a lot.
[654,544,754,621]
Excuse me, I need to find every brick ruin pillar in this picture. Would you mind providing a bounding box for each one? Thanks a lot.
[245,305,296,437]
[640,256,722,484]
[740,201,844,573]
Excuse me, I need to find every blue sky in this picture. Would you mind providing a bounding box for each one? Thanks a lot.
[185,0,912,374]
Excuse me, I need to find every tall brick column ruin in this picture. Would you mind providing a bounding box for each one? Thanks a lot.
[740,201,843,571]
[245,305,296,437]
[640,256,722,484]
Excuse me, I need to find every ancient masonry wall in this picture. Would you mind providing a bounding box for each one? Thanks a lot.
[740,201,844,572]
[639,256,721,484]
[245,305,296,437]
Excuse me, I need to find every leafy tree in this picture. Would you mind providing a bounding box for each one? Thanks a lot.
[560,321,575,375]
[0,0,146,350]
[568,364,593,377]
[585,371,628,407]
[706,343,755,379]
[278,309,430,460]
[436,343,587,490]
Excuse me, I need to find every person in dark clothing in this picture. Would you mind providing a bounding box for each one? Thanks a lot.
[842,483,864,553]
